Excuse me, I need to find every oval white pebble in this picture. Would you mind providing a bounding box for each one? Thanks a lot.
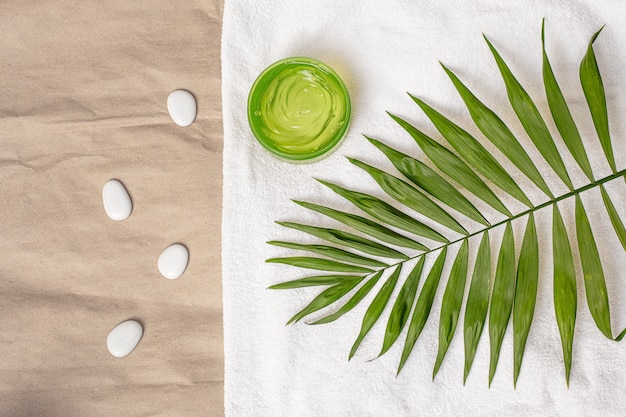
[107,320,143,358]
[102,179,132,221]
[167,89,197,127]
[158,243,189,279]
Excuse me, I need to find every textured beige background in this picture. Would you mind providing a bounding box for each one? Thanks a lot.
[0,1,224,416]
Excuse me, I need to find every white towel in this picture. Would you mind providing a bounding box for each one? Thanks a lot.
[222,1,626,415]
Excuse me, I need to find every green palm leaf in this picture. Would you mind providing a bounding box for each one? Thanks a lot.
[367,136,490,226]
[552,203,577,387]
[600,185,626,251]
[433,240,469,379]
[269,275,365,290]
[542,21,594,182]
[463,232,491,384]
[485,35,574,190]
[286,278,365,325]
[268,241,388,268]
[269,23,626,387]
[266,256,375,274]
[309,271,384,325]
[349,265,402,359]
[317,179,448,243]
[293,200,427,251]
[488,223,516,386]
[580,26,616,173]
[410,95,533,207]
[441,64,554,199]
[277,221,409,259]
[379,257,426,357]
[398,248,447,374]
[390,113,512,217]
[349,158,468,235]
[513,213,539,387]
[575,196,626,341]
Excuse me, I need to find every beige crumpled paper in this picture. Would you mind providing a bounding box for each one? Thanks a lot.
[0,1,224,415]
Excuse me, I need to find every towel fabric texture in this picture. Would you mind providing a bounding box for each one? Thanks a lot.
[222,1,626,415]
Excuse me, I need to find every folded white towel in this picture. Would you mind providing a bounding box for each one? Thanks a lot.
[222,1,626,415]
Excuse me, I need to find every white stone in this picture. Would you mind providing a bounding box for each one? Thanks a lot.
[107,320,143,358]
[167,89,197,127]
[102,179,132,221]
[158,243,189,279]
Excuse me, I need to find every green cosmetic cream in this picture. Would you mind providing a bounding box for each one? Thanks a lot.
[248,57,351,162]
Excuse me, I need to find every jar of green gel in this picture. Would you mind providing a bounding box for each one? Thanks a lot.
[248,57,351,162]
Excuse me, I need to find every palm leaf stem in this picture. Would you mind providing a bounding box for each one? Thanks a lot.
[374,168,625,268]
[278,169,624,328]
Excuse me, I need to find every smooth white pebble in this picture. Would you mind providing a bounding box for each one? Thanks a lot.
[102,179,132,221]
[107,320,143,358]
[158,243,189,279]
[167,90,197,127]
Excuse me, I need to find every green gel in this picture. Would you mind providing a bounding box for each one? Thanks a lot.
[248,57,351,162]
